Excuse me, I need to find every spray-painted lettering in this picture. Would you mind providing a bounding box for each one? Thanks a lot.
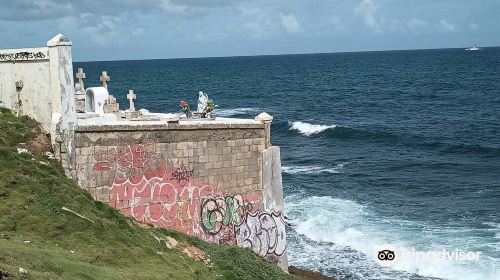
[0,51,46,61]
[92,143,286,263]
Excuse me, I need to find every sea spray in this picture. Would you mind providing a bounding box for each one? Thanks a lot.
[284,193,498,280]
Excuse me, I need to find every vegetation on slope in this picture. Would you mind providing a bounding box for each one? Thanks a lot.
[0,108,294,280]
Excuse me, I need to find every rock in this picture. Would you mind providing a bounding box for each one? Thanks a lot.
[45,151,54,159]
[182,246,206,262]
[151,234,161,243]
[23,240,30,244]
[70,250,75,254]
[202,258,213,267]
[166,236,178,248]
[0,269,11,279]
[18,268,27,274]
[38,161,49,166]
[17,148,30,154]
[164,241,172,249]
[182,248,192,258]
[288,266,336,280]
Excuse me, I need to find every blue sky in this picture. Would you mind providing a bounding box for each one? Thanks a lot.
[0,0,498,61]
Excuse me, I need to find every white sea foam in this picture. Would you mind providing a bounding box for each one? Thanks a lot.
[289,121,337,136]
[483,222,500,230]
[284,194,499,280]
[282,163,345,174]
[216,108,259,117]
[484,222,500,242]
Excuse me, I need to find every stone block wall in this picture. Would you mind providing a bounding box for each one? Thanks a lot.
[74,122,287,269]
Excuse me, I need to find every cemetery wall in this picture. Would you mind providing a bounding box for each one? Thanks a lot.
[0,34,77,177]
[73,122,288,270]
[0,34,288,271]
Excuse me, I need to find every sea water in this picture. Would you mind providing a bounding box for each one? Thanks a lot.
[76,47,500,280]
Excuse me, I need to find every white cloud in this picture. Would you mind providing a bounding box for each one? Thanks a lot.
[242,22,270,39]
[279,13,303,34]
[237,8,273,39]
[160,0,191,15]
[238,7,264,17]
[354,0,383,33]
[438,19,457,32]
[407,18,427,30]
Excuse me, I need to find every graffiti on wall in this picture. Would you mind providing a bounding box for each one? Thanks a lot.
[0,51,46,61]
[92,144,286,262]
[94,144,162,179]
[171,166,195,185]
[235,211,287,259]
[200,195,287,259]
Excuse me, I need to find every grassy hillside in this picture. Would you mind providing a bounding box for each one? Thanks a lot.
[0,108,294,280]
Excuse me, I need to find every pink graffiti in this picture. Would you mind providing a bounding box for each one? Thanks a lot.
[94,144,285,262]
[94,144,162,179]
[109,163,219,236]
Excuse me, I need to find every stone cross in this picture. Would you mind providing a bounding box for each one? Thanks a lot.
[127,90,136,111]
[100,71,110,89]
[76,68,86,90]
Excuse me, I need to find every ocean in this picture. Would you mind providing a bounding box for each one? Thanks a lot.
[76,47,500,280]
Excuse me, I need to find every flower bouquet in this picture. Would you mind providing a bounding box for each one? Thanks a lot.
[202,99,216,118]
[179,100,192,117]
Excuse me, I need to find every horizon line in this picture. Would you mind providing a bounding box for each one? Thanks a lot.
[74,45,500,64]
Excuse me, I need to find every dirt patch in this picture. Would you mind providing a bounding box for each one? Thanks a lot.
[173,238,213,267]
[24,118,51,155]
[289,266,335,280]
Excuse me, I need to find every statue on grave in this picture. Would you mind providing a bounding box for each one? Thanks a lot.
[197,91,208,113]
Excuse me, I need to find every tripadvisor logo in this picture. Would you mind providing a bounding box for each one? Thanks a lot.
[373,244,482,267]
[374,244,397,267]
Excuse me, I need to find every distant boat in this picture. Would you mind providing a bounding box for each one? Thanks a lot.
[465,46,481,51]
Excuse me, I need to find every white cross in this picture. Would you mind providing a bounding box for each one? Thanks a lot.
[100,71,110,89]
[127,90,136,111]
[76,68,86,90]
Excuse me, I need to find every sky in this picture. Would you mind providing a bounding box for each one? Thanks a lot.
[0,0,499,62]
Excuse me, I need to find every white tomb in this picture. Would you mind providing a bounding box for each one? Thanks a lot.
[85,87,110,114]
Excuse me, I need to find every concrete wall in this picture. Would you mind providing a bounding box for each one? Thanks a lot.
[0,34,76,177]
[0,47,51,129]
[74,121,288,268]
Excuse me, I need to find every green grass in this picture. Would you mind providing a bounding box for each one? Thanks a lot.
[0,108,294,280]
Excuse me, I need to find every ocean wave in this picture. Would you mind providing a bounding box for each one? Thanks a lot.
[284,194,499,280]
[280,120,500,157]
[288,121,337,136]
[216,107,260,117]
[483,222,500,230]
[282,163,345,174]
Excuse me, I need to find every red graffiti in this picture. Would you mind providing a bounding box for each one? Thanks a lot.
[109,163,220,236]
[93,144,163,179]
[93,143,285,262]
